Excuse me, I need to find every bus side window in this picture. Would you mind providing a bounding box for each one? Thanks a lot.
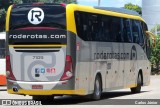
[101,15,111,42]
[132,20,139,43]
[132,20,144,45]
[138,21,145,46]
[103,16,120,42]
[75,12,83,39]
[122,18,132,43]
[112,17,122,42]
[132,20,144,46]
[82,12,90,41]
[97,15,104,41]
[75,11,91,41]
[120,18,124,42]
[90,14,99,41]
[87,20,92,41]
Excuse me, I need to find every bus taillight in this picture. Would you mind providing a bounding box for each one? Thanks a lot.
[60,55,73,81]
[61,3,66,7]
[6,55,16,80]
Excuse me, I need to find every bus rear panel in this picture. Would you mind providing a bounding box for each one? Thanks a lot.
[6,3,81,96]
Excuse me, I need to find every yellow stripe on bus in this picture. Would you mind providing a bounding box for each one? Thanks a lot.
[9,44,67,48]
[7,89,86,95]
[125,84,137,88]
[6,5,13,32]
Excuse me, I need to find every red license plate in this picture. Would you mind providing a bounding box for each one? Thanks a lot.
[32,85,43,89]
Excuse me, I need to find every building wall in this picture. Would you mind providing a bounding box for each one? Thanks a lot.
[142,0,160,30]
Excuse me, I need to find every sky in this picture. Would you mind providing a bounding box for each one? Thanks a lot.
[78,0,142,7]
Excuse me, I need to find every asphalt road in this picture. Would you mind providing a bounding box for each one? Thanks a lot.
[0,75,160,108]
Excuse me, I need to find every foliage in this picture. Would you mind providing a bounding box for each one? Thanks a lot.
[150,24,160,34]
[22,0,77,3]
[12,0,22,3]
[124,3,142,15]
[150,37,160,74]
[0,8,5,18]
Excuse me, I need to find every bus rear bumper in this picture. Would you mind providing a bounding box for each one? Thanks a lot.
[7,79,86,96]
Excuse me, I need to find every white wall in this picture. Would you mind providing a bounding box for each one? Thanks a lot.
[0,59,6,75]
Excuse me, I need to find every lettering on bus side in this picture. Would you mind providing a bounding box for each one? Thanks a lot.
[94,52,130,60]
[93,45,137,60]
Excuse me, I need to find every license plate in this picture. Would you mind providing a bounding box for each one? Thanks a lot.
[32,85,43,89]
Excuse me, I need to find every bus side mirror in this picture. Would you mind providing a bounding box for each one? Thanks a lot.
[145,31,157,48]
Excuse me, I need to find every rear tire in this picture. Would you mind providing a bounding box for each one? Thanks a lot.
[32,95,54,102]
[91,75,102,100]
[131,73,142,93]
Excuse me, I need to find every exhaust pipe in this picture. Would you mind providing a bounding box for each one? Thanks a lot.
[12,86,18,92]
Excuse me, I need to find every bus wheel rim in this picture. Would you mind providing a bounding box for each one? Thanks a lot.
[95,79,100,96]
[138,75,141,86]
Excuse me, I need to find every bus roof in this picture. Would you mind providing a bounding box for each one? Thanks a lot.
[67,4,145,22]
[94,7,140,16]
[66,4,146,34]
[11,3,65,8]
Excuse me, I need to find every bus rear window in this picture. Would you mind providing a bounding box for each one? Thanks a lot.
[9,4,66,30]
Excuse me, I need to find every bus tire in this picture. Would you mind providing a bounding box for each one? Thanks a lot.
[131,73,142,93]
[32,95,54,102]
[91,75,102,100]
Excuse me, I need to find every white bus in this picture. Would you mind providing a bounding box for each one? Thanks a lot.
[0,32,6,86]
[6,4,151,100]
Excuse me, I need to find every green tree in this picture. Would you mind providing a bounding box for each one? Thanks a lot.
[22,0,77,4]
[150,24,160,74]
[0,8,5,18]
[150,36,160,74]
[12,0,22,3]
[150,24,160,34]
[124,3,142,15]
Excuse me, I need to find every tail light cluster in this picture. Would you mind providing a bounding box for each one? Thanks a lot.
[60,55,73,81]
[6,55,16,80]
